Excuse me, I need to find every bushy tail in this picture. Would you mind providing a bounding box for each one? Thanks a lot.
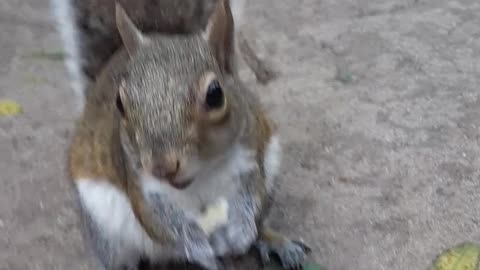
[230,0,246,27]
[50,0,246,107]
[51,0,86,106]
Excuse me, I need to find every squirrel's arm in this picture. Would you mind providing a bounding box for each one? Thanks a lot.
[128,183,218,269]
[125,172,212,246]
[236,167,268,220]
[127,184,177,244]
[209,166,267,256]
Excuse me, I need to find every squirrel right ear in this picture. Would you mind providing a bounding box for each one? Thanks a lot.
[115,3,149,56]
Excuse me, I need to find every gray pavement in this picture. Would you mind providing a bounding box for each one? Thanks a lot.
[1,0,480,269]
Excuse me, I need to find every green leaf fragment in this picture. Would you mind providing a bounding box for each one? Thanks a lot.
[429,242,480,270]
[264,261,325,270]
[302,262,326,270]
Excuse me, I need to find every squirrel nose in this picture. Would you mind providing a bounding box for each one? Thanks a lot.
[152,159,180,180]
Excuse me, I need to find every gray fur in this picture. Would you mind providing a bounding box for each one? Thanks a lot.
[209,169,262,256]
[147,193,218,270]
[117,31,245,179]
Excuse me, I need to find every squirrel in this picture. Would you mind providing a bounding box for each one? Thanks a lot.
[51,0,310,269]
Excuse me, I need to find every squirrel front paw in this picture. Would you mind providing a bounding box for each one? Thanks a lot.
[189,254,218,270]
[179,242,217,270]
[176,222,218,270]
[208,216,258,257]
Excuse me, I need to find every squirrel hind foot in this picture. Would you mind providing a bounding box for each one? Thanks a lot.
[254,227,311,270]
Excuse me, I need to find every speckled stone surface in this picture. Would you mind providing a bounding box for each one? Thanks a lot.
[1,0,480,269]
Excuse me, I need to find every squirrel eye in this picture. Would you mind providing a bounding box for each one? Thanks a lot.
[116,94,125,117]
[205,80,224,109]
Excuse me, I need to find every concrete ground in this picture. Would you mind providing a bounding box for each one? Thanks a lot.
[1,0,480,269]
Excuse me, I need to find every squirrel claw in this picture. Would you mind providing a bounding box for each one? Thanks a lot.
[253,240,271,266]
[291,240,312,254]
[194,256,219,270]
[254,239,311,270]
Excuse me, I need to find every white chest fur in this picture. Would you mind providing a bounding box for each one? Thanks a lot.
[75,179,155,263]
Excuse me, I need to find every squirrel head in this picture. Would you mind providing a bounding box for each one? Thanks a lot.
[114,0,243,189]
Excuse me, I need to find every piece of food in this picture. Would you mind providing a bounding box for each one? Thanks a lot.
[197,197,229,235]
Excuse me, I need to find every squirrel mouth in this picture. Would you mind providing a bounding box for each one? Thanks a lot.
[169,178,194,190]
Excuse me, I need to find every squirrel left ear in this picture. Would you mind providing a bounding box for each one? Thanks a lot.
[203,0,235,75]
[115,2,150,56]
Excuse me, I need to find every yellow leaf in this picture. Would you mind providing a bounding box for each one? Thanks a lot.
[0,100,22,116]
[430,242,480,270]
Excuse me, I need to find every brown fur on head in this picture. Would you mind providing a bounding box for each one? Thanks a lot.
[114,1,242,189]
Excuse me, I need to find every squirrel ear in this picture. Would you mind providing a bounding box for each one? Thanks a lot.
[203,0,235,75]
[115,2,149,56]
